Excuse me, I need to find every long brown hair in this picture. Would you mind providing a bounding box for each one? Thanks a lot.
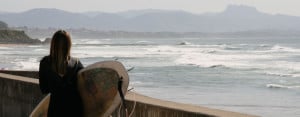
[50,30,72,75]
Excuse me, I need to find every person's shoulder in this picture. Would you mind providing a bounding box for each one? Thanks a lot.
[70,57,79,62]
[69,56,82,65]
[69,57,84,68]
[41,56,50,61]
[40,56,50,63]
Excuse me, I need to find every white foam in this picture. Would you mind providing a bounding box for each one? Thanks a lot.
[130,81,144,85]
[135,41,153,44]
[264,61,300,78]
[266,84,300,89]
[175,51,273,69]
[34,48,47,52]
[12,58,39,70]
[259,44,272,48]
[84,40,103,44]
[28,45,43,48]
[174,44,300,77]
[264,72,292,77]
[73,38,108,45]
[0,46,12,50]
[270,45,300,53]
[146,45,199,55]
[221,44,242,50]
[73,45,152,58]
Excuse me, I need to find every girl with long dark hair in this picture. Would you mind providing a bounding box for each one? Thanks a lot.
[39,30,84,117]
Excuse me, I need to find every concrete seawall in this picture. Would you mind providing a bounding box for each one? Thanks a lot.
[0,72,43,117]
[0,71,258,117]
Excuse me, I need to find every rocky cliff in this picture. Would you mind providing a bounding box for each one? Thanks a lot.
[0,30,41,44]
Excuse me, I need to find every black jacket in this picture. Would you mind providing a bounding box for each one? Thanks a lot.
[39,56,84,117]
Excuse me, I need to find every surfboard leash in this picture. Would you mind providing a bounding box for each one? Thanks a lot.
[117,89,136,117]
[118,76,129,117]
[128,91,136,117]
[118,77,127,108]
[117,76,137,117]
[117,65,136,117]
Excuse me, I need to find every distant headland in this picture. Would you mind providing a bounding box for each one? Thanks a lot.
[0,21,42,44]
[0,30,42,44]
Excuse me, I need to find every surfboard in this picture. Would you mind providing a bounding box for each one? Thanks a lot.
[77,61,129,117]
[29,94,50,117]
[30,61,129,117]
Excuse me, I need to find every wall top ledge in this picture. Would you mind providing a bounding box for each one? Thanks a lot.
[0,73,38,84]
[125,91,258,117]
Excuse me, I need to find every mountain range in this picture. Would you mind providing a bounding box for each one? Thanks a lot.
[0,5,300,32]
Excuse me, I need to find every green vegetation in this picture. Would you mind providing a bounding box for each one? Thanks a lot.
[0,21,8,29]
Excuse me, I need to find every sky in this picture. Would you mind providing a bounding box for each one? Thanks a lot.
[0,0,300,16]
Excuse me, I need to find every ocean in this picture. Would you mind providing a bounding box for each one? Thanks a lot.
[0,36,300,117]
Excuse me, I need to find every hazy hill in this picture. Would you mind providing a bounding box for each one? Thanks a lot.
[0,5,300,32]
[0,20,8,29]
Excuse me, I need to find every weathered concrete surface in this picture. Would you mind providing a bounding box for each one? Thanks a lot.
[0,73,44,117]
[0,71,258,117]
[124,92,257,117]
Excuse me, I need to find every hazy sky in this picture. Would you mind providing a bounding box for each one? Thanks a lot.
[0,0,300,16]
